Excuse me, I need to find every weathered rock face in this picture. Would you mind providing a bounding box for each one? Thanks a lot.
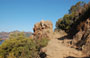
[72,18,90,56]
[82,34,90,56]
[33,20,53,39]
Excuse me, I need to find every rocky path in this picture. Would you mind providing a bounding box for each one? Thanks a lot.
[43,32,84,58]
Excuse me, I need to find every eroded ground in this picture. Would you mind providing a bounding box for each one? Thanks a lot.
[43,32,85,58]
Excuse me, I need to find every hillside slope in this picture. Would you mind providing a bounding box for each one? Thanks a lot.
[43,32,85,58]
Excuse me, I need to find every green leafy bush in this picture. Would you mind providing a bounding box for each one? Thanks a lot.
[56,14,73,32]
[55,1,89,33]
[0,37,39,58]
[35,37,49,49]
[0,32,49,58]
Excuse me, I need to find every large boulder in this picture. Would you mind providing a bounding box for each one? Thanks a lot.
[33,20,53,39]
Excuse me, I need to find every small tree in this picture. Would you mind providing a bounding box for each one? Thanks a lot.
[55,1,86,33]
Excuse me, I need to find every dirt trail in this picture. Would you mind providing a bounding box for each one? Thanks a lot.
[43,32,84,58]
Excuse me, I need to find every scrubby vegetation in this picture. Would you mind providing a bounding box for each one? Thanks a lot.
[0,32,49,58]
[56,1,90,33]
[0,1,90,58]
[56,1,90,57]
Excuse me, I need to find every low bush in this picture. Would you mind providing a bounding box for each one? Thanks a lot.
[0,32,49,58]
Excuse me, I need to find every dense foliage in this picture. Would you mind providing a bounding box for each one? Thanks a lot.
[56,1,90,33]
[0,32,49,58]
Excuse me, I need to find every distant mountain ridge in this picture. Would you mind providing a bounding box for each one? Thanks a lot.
[0,31,32,39]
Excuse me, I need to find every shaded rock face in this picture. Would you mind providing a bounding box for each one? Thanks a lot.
[72,18,90,56]
[33,20,53,39]
[82,34,90,56]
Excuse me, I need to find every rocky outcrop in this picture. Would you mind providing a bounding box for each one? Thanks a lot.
[72,18,90,56]
[33,20,53,39]
[82,34,90,56]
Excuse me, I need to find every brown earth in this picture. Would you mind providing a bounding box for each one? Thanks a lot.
[33,20,90,58]
[43,32,86,58]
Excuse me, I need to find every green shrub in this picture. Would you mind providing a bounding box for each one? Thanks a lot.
[55,1,89,33]
[56,14,73,32]
[35,37,49,49]
[0,32,49,58]
[0,37,39,58]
